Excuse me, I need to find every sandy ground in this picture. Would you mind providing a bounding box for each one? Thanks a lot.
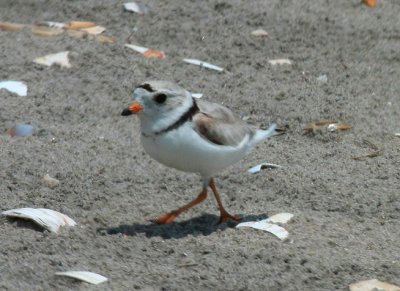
[1,0,399,290]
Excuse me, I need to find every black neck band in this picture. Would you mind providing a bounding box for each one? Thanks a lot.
[145,98,199,137]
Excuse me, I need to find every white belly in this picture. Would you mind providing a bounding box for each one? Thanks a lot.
[141,123,250,177]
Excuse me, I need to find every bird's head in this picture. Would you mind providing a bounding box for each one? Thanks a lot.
[121,81,194,133]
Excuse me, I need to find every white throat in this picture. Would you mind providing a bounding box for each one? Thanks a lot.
[140,95,194,136]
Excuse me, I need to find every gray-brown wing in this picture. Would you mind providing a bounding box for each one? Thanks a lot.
[192,100,255,146]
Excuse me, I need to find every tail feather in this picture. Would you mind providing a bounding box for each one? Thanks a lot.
[250,123,278,147]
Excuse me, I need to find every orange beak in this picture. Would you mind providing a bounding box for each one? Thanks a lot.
[121,101,144,116]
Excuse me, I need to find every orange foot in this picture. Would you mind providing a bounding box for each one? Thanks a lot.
[152,211,178,224]
[218,210,241,224]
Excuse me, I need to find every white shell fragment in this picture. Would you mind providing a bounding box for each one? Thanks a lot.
[268,59,292,65]
[327,123,338,132]
[317,74,328,82]
[125,44,166,58]
[39,21,66,28]
[236,220,289,240]
[125,43,148,54]
[33,51,71,68]
[55,271,108,285]
[2,208,76,233]
[349,279,400,291]
[266,213,294,224]
[183,58,224,72]
[43,174,60,189]
[191,93,203,99]
[80,26,106,35]
[7,124,34,137]
[248,162,283,173]
[395,133,400,137]
[0,81,27,96]
[251,29,268,37]
[123,2,149,15]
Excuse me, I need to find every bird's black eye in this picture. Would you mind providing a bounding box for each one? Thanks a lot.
[153,93,167,104]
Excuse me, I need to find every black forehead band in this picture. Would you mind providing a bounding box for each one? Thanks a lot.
[136,83,154,92]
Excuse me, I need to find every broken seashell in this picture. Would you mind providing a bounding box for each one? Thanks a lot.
[251,29,268,37]
[183,58,224,72]
[7,124,34,137]
[64,21,96,30]
[266,213,294,224]
[362,0,377,7]
[95,35,116,43]
[327,123,352,132]
[349,278,399,291]
[36,21,65,28]
[31,26,64,36]
[55,271,108,285]
[0,22,25,32]
[248,162,283,174]
[125,44,165,58]
[123,2,149,15]
[2,208,76,233]
[33,51,71,68]
[80,25,106,35]
[317,74,328,82]
[236,220,289,240]
[43,174,60,189]
[0,81,27,96]
[268,59,292,65]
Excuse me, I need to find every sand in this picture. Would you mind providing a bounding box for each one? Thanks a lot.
[1,0,399,290]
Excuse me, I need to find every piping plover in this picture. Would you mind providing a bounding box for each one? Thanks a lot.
[122,81,277,224]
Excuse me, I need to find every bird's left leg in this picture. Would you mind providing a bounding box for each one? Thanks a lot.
[152,187,208,224]
[208,178,241,224]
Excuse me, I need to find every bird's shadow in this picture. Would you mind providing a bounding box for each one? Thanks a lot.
[99,213,268,239]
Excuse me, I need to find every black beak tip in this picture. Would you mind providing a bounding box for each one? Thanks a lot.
[121,108,133,116]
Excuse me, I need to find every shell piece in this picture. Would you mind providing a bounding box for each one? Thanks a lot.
[248,162,283,173]
[251,29,268,37]
[64,21,96,30]
[349,279,399,291]
[43,174,60,189]
[125,43,147,54]
[183,58,224,72]
[36,21,65,28]
[236,220,289,240]
[362,0,377,7]
[96,35,116,43]
[125,44,165,58]
[266,213,294,224]
[0,81,27,96]
[55,271,108,285]
[33,51,71,68]
[31,26,64,36]
[268,59,292,65]
[80,26,106,35]
[2,208,76,233]
[7,124,34,137]
[327,123,352,132]
[123,2,149,15]
[317,75,328,82]
[0,22,25,32]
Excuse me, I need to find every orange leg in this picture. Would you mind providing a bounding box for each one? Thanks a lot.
[153,188,208,224]
[208,178,241,224]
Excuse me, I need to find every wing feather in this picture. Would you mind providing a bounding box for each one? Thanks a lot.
[192,100,255,146]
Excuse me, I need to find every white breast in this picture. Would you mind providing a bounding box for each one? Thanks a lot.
[141,122,250,177]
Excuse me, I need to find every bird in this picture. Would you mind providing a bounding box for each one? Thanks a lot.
[121,80,277,224]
